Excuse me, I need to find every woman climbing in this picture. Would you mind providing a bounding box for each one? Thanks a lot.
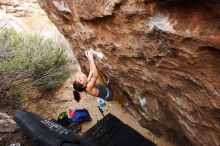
[73,49,112,102]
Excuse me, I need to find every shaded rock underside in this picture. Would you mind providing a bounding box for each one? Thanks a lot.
[37,0,220,146]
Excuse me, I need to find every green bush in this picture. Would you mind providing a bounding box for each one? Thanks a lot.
[0,28,71,110]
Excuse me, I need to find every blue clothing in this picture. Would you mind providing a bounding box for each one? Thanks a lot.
[95,83,112,101]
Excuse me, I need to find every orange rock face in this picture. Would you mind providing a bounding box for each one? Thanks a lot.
[37,0,220,145]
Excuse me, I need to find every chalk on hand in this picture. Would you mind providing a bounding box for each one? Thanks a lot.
[89,48,104,59]
[138,96,147,107]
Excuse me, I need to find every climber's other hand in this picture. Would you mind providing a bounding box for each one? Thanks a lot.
[86,49,94,60]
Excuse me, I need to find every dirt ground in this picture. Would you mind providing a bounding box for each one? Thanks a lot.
[23,71,174,146]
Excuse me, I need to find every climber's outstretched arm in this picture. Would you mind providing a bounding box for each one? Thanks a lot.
[87,57,93,81]
[86,50,98,92]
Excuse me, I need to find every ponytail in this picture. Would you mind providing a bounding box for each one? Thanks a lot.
[73,81,86,102]
[73,90,81,102]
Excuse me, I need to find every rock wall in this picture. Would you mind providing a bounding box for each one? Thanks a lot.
[0,0,39,17]
[37,0,220,145]
[0,112,18,145]
[0,0,43,31]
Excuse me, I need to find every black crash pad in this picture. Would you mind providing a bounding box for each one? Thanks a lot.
[14,110,156,146]
[14,110,96,146]
[83,113,156,146]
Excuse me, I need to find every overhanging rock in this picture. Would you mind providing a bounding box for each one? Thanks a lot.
[37,0,220,145]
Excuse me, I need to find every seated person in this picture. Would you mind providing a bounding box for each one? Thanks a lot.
[73,49,112,102]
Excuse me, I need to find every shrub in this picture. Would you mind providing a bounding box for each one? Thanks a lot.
[0,28,71,110]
